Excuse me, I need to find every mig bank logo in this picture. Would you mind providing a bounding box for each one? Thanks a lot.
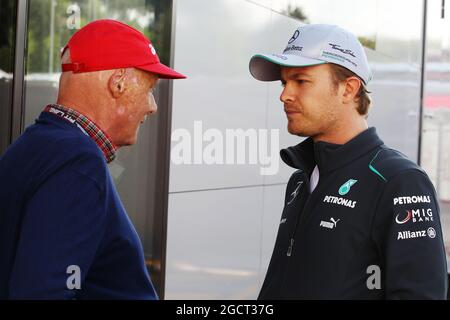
[338,179,357,196]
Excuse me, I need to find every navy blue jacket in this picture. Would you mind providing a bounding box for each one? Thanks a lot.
[0,112,157,299]
[259,128,448,299]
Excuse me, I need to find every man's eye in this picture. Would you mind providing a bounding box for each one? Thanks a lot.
[296,79,306,84]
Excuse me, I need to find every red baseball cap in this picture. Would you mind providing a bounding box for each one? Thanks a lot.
[61,19,186,79]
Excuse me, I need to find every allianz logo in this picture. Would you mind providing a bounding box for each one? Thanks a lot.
[397,227,436,240]
[323,195,356,209]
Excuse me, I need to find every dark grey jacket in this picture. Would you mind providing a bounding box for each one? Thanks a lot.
[259,127,448,299]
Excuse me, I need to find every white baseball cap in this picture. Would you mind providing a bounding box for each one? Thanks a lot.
[249,24,372,84]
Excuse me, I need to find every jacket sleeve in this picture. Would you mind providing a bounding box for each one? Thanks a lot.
[8,164,107,299]
[371,169,448,299]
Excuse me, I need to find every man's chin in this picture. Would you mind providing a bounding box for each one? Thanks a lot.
[127,128,140,146]
[287,124,308,137]
[117,135,138,147]
[127,136,138,146]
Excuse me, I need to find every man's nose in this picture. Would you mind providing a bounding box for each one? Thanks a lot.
[148,92,158,114]
[280,86,294,104]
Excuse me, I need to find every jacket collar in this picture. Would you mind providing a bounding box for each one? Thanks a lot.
[280,127,384,175]
[42,104,117,163]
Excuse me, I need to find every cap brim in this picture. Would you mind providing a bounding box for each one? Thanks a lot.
[137,62,186,79]
[249,54,326,81]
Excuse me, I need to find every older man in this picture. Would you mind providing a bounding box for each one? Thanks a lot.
[0,19,185,299]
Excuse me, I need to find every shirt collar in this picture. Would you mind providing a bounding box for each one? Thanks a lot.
[43,104,117,163]
[280,127,384,175]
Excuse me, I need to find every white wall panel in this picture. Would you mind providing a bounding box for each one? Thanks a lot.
[165,187,263,299]
[170,0,272,193]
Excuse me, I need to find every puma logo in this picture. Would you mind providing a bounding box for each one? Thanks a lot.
[330,218,340,227]
[319,217,341,229]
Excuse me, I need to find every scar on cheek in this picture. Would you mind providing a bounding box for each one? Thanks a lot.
[116,106,126,115]
[130,75,139,85]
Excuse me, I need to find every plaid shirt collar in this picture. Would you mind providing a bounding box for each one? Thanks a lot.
[44,104,117,163]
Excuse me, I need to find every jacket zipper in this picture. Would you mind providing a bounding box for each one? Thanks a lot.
[286,238,294,257]
[286,172,311,257]
[280,172,325,292]
[279,172,309,292]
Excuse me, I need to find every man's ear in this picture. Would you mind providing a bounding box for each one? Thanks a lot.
[108,69,127,98]
[342,77,361,104]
